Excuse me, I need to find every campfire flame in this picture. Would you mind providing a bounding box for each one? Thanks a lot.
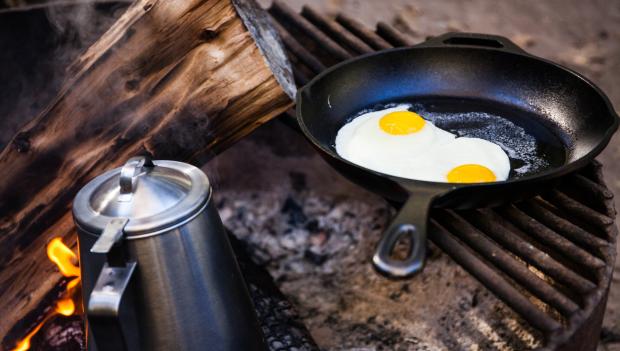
[11,323,44,351]
[11,238,81,351]
[56,295,76,317]
[47,238,80,277]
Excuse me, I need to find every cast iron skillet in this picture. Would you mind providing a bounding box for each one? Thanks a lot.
[296,33,619,278]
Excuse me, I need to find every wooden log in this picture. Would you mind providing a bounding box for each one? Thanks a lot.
[0,0,294,343]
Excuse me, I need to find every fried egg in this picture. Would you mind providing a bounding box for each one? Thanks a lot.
[335,105,455,177]
[335,105,511,183]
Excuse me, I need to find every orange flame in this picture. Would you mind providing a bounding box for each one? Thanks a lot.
[47,238,80,278]
[11,321,45,351]
[56,297,76,317]
[12,238,81,351]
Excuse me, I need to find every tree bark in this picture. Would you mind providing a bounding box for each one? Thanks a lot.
[0,0,294,342]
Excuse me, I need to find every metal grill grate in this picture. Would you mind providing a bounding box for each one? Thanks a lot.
[267,2,618,350]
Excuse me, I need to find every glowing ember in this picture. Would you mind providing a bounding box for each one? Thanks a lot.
[56,297,76,317]
[12,238,81,351]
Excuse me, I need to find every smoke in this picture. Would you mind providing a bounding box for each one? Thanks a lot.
[1,0,227,190]
[45,0,126,51]
[43,1,226,190]
[0,1,126,149]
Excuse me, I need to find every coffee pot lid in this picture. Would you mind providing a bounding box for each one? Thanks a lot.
[73,156,211,238]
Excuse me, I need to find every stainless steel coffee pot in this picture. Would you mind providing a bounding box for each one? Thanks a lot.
[73,156,266,351]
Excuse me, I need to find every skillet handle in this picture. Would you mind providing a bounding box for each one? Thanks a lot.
[372,186,445,278]
[415,32,529,55]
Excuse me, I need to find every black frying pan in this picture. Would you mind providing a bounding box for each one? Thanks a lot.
[296,33,618,278]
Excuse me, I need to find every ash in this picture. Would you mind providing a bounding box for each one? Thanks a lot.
[210,120,543,350]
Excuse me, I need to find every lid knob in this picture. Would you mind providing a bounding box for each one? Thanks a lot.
[119,156,154,202]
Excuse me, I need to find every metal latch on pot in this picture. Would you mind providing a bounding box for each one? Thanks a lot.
[91,217,129,254]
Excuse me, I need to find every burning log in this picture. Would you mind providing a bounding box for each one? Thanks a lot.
[0,0,294,345]
[10,238,81,351]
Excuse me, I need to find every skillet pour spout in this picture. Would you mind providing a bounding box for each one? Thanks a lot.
[296,32,619,278]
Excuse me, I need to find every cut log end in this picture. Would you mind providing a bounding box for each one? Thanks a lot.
[233,0,296,99]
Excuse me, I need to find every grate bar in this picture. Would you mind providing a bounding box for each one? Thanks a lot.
[376,21,415,46]
[546,190,614,228]
[468,208,597,295]
[503,205,605,272]
[301,6,374,55]
[272,21,325,84]
[588,161,617,219]
[270,0,352,61]
[273,20,326,73]
[525,198,609,251]
[435,210,580,316]
[429,220,563,334]
[335,14,392,50]
[565,174,614,200]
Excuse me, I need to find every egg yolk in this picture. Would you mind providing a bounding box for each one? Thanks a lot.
[446,164,497,183]
[379,111,426,135]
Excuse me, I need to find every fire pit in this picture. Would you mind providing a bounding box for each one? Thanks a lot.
[0,1,617,351]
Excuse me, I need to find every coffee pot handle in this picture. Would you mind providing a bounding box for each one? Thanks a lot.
[88,218,138,351]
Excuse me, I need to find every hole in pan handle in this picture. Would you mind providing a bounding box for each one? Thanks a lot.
[415,32,529,55]
[372,185,447,278]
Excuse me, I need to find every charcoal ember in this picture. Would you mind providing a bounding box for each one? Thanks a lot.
[303,249,328,266]
[31,315,85,351]
[281,197,308,226]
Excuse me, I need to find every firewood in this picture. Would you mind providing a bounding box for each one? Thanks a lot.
[0,0,294,342]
